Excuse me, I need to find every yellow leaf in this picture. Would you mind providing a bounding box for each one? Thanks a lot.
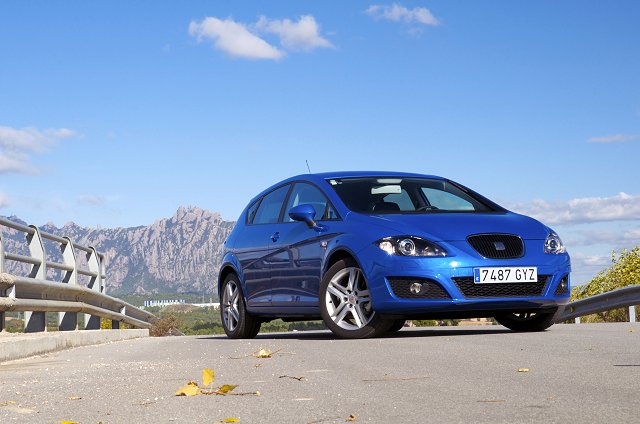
[346,414,358,421]
[61,422,78,424]
[175,381,200,396]
[517,368,530,373]
[256,348,272,358]
[223,419,240,423]
[67,396,82,401]
[630,330,636,333]
[202,368,215,386]
[217,384,238,394]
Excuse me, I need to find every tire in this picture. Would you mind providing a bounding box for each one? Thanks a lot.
[220,274,261,339]
[320,258,392,339]
[388,319,407,333]
[495,310,557,332]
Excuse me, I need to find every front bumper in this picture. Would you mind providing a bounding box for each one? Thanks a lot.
[357,241,571,316]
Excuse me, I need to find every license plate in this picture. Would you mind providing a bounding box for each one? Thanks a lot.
[473,267,538,284]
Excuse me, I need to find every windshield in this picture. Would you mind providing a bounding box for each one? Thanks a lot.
[326,177,498,214]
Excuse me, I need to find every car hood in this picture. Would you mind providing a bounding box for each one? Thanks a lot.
[350,212,549,241]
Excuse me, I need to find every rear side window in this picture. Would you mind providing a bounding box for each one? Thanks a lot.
[246,200,261,224]
[252,185,290,225]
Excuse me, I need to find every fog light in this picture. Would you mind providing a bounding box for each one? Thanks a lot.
[559,278,568,291]
[409,282,422,294]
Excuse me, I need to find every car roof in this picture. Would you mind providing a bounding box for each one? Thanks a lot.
[300,171,444,180]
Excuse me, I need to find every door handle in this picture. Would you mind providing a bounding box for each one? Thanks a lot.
[270,232,280,242]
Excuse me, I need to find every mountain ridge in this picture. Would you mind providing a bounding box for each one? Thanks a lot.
[0,206,235,295]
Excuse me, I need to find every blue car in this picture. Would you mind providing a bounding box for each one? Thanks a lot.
[218,172,570,339]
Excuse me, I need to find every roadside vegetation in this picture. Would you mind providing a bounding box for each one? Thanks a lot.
[570,246,640,322]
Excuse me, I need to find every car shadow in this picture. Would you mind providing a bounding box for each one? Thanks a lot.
[197,326,514,341]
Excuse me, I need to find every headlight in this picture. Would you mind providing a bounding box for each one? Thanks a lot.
[376,236,448,257]
[544,232,566,254]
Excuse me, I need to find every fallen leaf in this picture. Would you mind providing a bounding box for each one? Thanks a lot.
[254,364,263,368]
[0,401,16,406]
[61,421,78,424]
[346,414,358,421]
[517,368,530,373]
[67,396,82,401]
[223,419,240,423]
[256,348,273,358]
[175,381,200,396]
[203,368,215,387]
[630,330,636,333]
[216,384,239,394]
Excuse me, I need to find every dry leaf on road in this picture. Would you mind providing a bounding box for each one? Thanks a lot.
[175,381,200,396]
[517,368,530,373]
[203,368,215,386]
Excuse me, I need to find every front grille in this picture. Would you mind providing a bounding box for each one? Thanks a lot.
[554,275,569,296]
[452,275,550,298]
[467,234,524,259]
[388,278,451,299]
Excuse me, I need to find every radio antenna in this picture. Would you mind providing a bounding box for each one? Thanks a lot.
[305,160,312,173]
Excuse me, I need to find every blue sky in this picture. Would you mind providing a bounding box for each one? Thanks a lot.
[1,1,639,285]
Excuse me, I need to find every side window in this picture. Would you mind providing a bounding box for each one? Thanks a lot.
[285,183,338,222]
[422,187,474,211]
[252,185,290,224]
[246,200,261,224]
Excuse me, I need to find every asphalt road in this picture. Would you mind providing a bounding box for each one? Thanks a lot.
[1,323,639,424]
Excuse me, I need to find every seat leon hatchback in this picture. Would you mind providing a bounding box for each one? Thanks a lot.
[218,171,570,339]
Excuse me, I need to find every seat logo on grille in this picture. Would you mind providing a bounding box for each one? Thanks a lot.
[493,241,506,251]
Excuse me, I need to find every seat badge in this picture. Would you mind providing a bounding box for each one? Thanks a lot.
[493,241,506,251]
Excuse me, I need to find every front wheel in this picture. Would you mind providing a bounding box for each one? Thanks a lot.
[495,310,556,332]
[320,259,392,339]
[220,274,261,339]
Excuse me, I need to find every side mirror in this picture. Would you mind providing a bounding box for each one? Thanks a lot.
[288,204,317,228]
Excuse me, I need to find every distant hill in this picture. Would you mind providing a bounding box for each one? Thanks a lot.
[0,206,235,295]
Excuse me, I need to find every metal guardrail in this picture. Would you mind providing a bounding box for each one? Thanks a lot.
[556,284,640,323]
[0,217,156,332]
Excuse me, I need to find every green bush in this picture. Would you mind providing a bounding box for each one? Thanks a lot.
[571,246,640,323]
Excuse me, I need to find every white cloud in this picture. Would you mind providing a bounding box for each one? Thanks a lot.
[588,134,640,143]
[510,192,640,225]
[256,15,333,51]
[189,17,285,60]
[565,228,640,247]
[78,195,107,206]
[366,3,440,26]
[0,125,79,174]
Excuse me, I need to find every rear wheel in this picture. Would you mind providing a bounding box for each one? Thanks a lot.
[495,311,556,332]
[320,258,392,339]
[388,319,407,333]
[220,274,261,339]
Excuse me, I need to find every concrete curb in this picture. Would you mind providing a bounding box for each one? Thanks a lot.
[0,329,149,362]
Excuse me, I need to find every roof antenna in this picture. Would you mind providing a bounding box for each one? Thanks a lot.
[305,160,312,174]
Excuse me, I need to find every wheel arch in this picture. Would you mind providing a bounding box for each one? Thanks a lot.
[323,247,363,277]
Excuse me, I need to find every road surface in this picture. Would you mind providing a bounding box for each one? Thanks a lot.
[1,323,638,423]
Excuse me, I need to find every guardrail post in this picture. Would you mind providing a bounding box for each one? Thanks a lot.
[24,226,47,332]
[58,237,78,331]
[630,306,637,323]
[83,247,102,330]
[112,305,124,329]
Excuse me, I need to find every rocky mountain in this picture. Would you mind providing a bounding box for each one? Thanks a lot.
[0,207,235,295]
